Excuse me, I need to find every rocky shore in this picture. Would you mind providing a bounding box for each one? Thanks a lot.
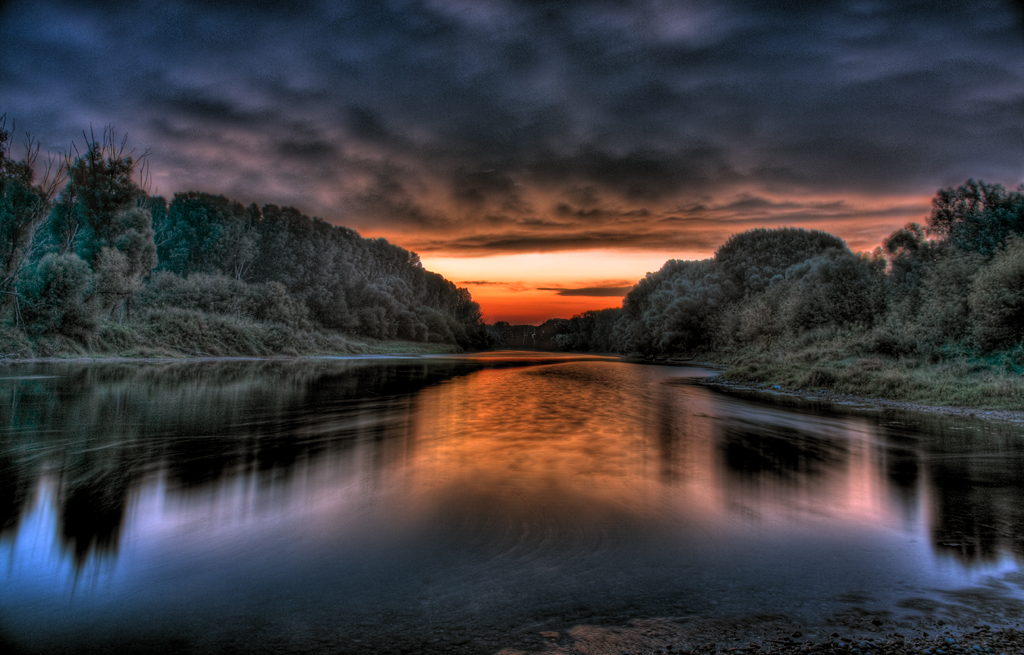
[500,620,1024,655]
[599,628,1024,655]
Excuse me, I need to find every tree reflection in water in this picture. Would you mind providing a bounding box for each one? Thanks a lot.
[2,360,1024,574]
[0,359,485,573]
[0,357,1023,654]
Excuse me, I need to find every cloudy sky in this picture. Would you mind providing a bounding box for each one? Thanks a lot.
[2,0,1023,323]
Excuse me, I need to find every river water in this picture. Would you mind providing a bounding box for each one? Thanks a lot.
[2,353,1024,654]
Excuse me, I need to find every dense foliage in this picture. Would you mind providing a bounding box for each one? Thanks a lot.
[545,180,1024,363]
[0,121,487,354]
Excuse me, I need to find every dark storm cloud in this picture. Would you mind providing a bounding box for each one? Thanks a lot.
[450,166,518,204]
[1,0,1022,254]
[156,93,265,126]
[276,139,338,161]
[407,193,926,253]
[413,227,727,254]
[526,145,738,201]
[344,106,395,143]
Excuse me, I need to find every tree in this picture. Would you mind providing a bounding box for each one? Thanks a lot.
[0,115,65,318]
[92,207,158,318]
[715,227,849,295]
[618,258,727,355]
[913,245,984,346]
[59,127,143,265]
[48,128,158,319]
[928,179,1024,256]
[158,192,259,279]
[775,249,882,330]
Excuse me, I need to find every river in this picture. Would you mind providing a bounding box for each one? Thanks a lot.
[1,353,1023,654]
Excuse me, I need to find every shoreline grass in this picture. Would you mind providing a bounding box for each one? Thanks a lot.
[673,337,1024,411]
[0,310,464,363]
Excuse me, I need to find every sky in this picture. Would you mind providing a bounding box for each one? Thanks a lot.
[1,0,1023,324]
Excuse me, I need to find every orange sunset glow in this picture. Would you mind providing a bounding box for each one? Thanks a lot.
[420,250,682,324]
[415,192,937,324]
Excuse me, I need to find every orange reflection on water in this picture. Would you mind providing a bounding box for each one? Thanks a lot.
[405,362,907,537]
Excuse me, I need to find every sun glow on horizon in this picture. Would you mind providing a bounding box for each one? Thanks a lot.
[401,192,936,325]
[420,249,698,324]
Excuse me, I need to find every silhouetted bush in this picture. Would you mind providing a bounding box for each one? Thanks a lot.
[554,309,622,352]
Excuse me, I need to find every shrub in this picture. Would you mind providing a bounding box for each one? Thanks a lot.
[914,245,983,346]
[136,272,311,329]
[969,237,1024,351]
[19,253,96,337]
[777,250,882,331]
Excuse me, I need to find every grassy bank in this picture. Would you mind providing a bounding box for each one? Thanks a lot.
[685,332,1024,410]
[0,308,464,361]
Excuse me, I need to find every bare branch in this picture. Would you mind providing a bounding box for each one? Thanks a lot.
[21,132,40,171]
[137,152,153,197]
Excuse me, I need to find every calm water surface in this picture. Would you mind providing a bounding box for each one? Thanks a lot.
[2,353,1024,653]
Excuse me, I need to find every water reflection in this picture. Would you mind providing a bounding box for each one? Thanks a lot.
[0,355,1023,654]
[0,358,486,573]
[719,419,848,482]
[870,413,1024,566]
[929,455,1024,563]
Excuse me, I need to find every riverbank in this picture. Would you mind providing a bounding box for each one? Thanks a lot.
[690,377,1024,424]
[0,337,462,364]
[651,337,1024,413]
[0,314,465,363]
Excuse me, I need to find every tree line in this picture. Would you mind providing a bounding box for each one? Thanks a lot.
[0,120,488,354]
[542,179,1024,362]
